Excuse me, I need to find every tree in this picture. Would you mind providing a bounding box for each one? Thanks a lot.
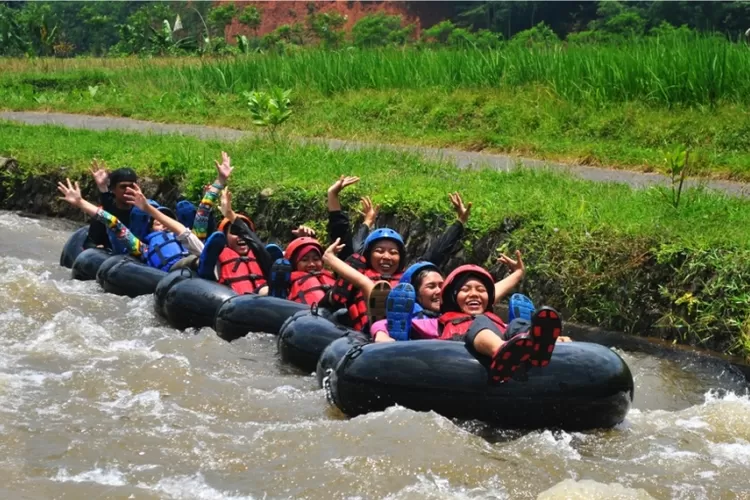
[207,2,238,38]
[588,1,646,38]
[352,13,410,47]
[0,5,27,56]
[238,5,261,35]
[307,11,346,48]
[16,2,59,56]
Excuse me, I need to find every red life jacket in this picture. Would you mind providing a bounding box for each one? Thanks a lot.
[217,247,266,294]
[288,270,336,305]
[438,311,507,341]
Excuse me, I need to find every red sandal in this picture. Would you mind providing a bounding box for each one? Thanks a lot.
[528,307,562,368]
[488,333,534,384]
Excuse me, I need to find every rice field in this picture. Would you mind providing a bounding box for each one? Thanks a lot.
[4,35,749,107]
[2,35,750,179]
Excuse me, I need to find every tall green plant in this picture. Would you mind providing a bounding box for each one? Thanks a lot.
[244,87,293,139]
[658,144,690,209]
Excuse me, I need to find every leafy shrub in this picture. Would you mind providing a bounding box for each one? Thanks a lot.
[307,11,346,48]
[510,22,560,48]
[352,13,412,47]
[423,20,455,44]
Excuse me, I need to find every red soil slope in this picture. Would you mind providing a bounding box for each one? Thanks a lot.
[225,1,426,41]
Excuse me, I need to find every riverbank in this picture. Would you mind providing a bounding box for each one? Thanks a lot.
[2,120,749,358]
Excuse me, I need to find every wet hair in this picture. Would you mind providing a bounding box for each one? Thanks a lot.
[412,268,438,291]
[109,167,138,188]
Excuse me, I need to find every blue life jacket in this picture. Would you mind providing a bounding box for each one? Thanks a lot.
[144,231,189,271]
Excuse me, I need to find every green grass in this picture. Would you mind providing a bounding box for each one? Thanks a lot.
[3,38,750,179]
[2,120,749,357]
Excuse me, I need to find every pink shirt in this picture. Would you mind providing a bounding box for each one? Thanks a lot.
[370,317,439,340]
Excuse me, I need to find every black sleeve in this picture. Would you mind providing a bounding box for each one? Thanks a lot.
[352,223,370,255]
[327,210,354,261]
[420,221,464,268]
[87,219,111,248]
[233,218,273,281]
[99,191,117,212]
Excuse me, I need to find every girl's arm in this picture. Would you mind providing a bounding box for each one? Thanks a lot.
[58,178,144,257]
[327,175,359,212]
[494,250,525,303]
[326,175,359,260]
[194,151,233,240]
[323,238,376,297]
[420,192,472,267]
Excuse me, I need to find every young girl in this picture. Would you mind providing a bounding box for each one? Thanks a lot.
[324,175,473,331]
[283,235,337,305]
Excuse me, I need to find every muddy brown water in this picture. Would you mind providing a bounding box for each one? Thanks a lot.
[0,211,749,500]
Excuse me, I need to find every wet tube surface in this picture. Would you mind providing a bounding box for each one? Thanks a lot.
[71,247,110,281]
[163,277,236,330]
[214,295,309,341]
[96,255,167,297]
[278,311,358,373]
[59,226,89,268]
[330,340,634,430]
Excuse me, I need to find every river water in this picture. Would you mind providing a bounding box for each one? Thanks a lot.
[0,211,748,500]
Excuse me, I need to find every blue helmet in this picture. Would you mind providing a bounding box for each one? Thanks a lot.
[399,261,439,288]
[363,228,406,272]
[399,261,440,314]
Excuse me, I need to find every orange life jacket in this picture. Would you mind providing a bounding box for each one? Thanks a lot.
[437,311,507,341]
[288,270,336,305]
[217,247,266,294]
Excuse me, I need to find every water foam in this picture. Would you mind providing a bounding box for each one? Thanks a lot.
[145,473,255,500]
[53,466,127,486]
[537,479,655,500]
[383,473,508,500]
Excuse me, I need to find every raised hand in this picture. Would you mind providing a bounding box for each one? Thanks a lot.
[214,151,233,185]
[90,159,109,193]
[123,184,149,211]
[323,237,345,260]
[219,188,234,219]
[291,225,317,238]
[327,175,360,195]
[497,250,525,275]
[57,178,83,206]
[358,196,380,228]
[449,192,472,225]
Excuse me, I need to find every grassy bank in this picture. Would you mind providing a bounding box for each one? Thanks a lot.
[1,121,749,358]
[3,39,750,179]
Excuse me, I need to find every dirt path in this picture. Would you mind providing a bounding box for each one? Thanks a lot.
[3,110,749,197]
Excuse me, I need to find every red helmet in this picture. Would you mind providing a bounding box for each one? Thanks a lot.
[218,214,255,233]
[284,237,323,265]
[440,265,495,314]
